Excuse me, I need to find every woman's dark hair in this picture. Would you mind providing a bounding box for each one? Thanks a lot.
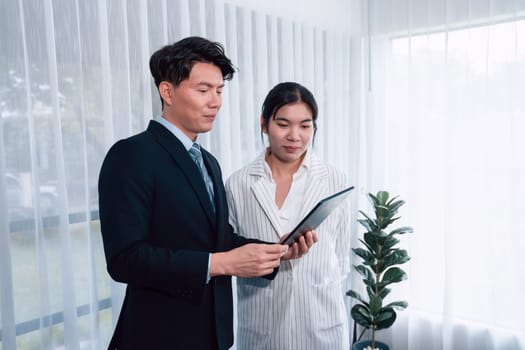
[261,82,318,143]
[149,36,236,106]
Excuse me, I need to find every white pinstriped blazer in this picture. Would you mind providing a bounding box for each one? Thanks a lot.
[225,151,351,350]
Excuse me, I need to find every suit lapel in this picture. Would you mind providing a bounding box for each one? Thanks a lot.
[202,149,231,249]
[147,121,216,227]
[201,149,221,219]
[299,153,330,219]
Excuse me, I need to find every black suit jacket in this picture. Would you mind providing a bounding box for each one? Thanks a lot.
[99,120,259,349]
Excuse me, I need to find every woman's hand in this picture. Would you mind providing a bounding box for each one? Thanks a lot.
[281,230,318,260]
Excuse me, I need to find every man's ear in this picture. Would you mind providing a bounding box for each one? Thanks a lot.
[260,115,268,134]
[159,81,173,106]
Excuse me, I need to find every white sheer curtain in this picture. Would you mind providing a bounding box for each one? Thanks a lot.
[363,0,525,349]
[0,0,354,348]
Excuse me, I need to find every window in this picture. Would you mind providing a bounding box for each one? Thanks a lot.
[378,19,525,347]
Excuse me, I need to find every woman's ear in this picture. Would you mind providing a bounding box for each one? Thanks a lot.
[159,81,173,106]
[260,115,268,134]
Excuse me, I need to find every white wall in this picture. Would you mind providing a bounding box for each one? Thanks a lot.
[223,0,353,33]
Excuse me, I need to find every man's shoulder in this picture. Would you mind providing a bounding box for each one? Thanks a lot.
[101,130,158,173]
[109,129,155,152]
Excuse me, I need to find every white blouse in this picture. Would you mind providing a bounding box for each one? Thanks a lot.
[260,152,310,237]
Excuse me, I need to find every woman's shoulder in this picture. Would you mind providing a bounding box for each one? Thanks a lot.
[228,153,265,179]
[226,157,263,191]
[226,166,249,187]
[309,153,347,182]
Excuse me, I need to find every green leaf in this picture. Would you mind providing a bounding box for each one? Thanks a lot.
[381,235,399,251]
[366,286,374,299]
[381,267,407,285]
[364,233,379,252]
[384,301,408,310]
[363,278,377,289]
[390,226,414,235]
[368,193,381,207]
[354,265,373,279]
[375,307,397,329]
[381,250,411,270]
[377,213,400,230]
[355,265,376,287]
[376,191,389,205]
[369,295,382,315]
[376,204,389,219]
[358,210,378,231]
[382,216,401,228]
[351,304,373,328]
[370,230,388,238]
[376,309,394,322]
[346,290,368,305]
[377,287,391,299]
[358,238,374,253]
[357,218,376,233]
[353,248,375,264]
[386,195,400,206]
[365,286,390,300]
[386,199,405,214]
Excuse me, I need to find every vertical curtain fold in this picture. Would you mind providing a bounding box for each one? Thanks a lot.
[1,1,354,348]
[0,118,16,350]
[43,0,80,347]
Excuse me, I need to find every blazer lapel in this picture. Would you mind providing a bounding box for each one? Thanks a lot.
[201,149,221,219]
[248,156,283,240]
[247,152,330,240]
[202,149,231,250]
[299,153,330,219]
[147,121,215,227]
[251,179,284,239]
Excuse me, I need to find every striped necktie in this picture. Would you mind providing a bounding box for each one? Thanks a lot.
[188,143,215,211]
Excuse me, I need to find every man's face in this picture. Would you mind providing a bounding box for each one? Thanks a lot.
[263,102,314,164]
[161,62,224,141]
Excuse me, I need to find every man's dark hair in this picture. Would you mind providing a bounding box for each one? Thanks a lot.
[149,36,236,105]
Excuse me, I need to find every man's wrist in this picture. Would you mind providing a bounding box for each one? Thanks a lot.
[209,252,228,277]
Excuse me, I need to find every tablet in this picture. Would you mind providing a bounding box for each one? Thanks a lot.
[279,186,354,246]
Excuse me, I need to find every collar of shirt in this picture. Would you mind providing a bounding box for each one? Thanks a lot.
[262,148,313,183]
[154,115,198,151]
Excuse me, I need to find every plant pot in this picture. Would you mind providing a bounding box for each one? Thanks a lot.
[352,340,390,350]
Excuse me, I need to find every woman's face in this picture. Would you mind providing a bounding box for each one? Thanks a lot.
[263,101,314,164]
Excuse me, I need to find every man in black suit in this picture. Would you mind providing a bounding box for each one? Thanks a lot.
[98,36,316,349]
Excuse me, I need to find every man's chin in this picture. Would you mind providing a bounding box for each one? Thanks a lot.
[198,125,214,134]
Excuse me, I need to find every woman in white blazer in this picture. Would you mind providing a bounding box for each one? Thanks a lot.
[225,82,351,350]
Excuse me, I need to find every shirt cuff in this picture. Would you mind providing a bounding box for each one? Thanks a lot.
[206,253,211,284]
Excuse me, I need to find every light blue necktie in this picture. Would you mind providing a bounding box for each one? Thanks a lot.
[188,143,215,212]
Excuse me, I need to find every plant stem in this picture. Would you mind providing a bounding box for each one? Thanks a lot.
[373,239,381,348]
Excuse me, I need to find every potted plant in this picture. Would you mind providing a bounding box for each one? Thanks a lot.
[346,191,413,350]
